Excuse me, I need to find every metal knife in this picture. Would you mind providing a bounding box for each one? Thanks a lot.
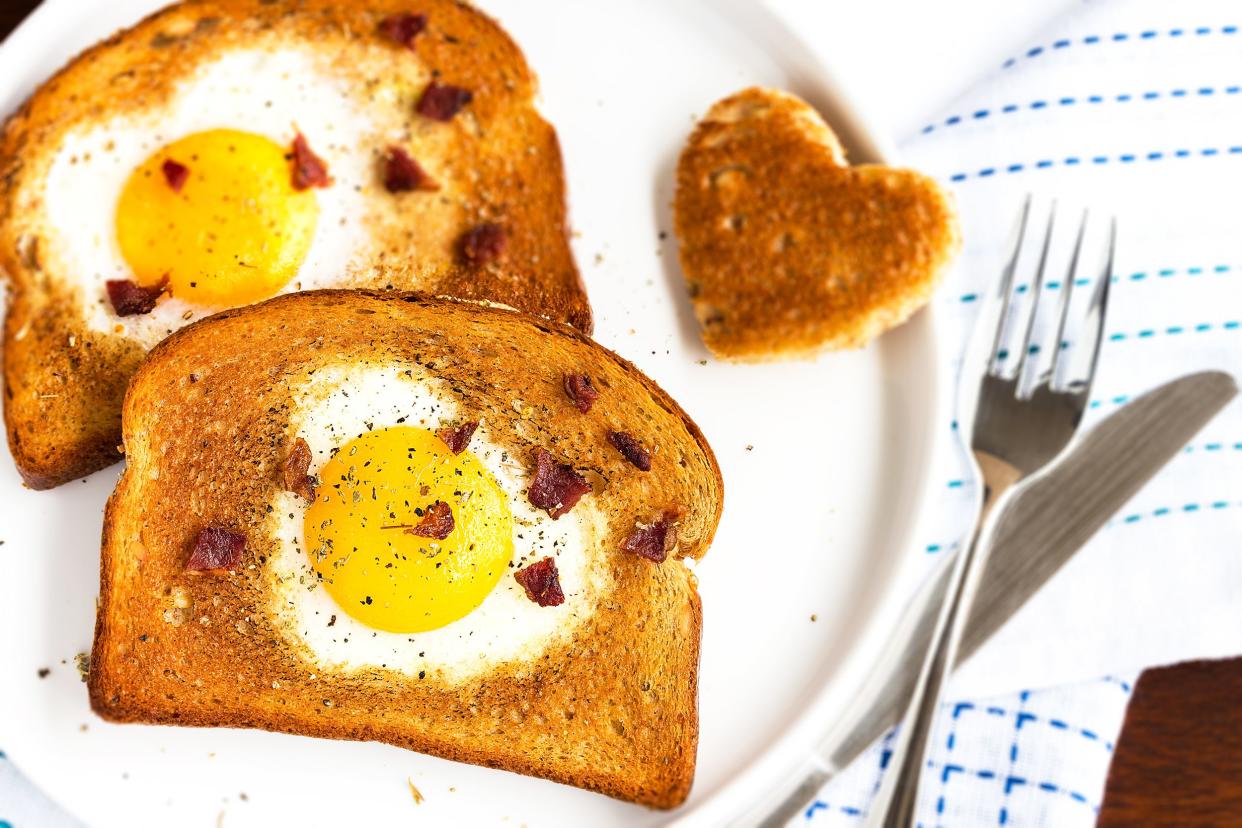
[731,369,1238,827]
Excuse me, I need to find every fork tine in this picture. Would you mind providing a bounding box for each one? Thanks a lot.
[1078,218,1117,397]
[987,195,1032,368]
[1063,215,1122,394]
[1045,209,1089,387]
[1014,201,1057,387]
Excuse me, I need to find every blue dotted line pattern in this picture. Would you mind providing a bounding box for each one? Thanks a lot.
[1105,676,1134,694]
[1108,319,1240,341]
[1001,25,1239,69]
[973,316,1240,363]
[957,264,1235,303]
[999,691,1031,825]
[926,499,1237,552]
[952,702,1116,752]
[1181,440,1242,454]
[948,145,1242,182]
[934,762,1096,814]
[1119,499,1239,525]
[923,84,1240,133]
[938,700,962,817]
[804,800,864,820]
[1087,395,1128,410]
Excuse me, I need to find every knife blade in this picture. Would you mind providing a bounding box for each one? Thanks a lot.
[734,369,1237,827]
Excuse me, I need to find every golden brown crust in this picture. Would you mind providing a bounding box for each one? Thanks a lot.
[674,87,960,361]
[90,290,723,809]
[1,0,590,488]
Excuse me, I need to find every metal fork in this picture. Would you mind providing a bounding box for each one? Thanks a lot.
[865,198,1114,826]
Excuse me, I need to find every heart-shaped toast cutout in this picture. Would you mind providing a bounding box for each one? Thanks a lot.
[674,87,959,361]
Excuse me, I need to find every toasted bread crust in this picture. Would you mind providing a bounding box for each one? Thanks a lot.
[90,290,723,808]
[1,0,590,489]
[674,87,959,361]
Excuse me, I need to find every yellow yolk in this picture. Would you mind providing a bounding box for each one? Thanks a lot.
[304,426,514,633]
[115,129,318,307]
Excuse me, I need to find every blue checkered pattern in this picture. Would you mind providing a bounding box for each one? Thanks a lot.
[803,678,1133,826]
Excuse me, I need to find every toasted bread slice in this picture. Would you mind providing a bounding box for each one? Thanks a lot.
[89,290,723,809]
[674,87,959,361]
[1,0,589,489]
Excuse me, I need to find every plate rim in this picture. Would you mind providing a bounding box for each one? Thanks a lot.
[672,2,945,821]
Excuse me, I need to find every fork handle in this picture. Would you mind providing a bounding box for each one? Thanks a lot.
[865,452,1021,827]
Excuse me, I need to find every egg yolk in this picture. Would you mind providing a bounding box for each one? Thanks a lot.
[304,426,514,634]
[115,129,318,307]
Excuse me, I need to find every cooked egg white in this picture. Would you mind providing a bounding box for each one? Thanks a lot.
[39,45,431,347]
[265,364,611,685]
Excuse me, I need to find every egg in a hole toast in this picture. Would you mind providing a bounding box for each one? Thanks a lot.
[0,0,588,489]
[89,290,723,808]
[674,87,960,361]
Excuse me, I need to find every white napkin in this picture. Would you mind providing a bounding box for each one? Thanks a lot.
[904,0,1242,701]
[801,0,1242,823]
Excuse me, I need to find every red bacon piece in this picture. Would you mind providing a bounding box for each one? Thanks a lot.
[405,501,455,540]
[416,81,473,121]
[106,276,169,317]
[161,159,189,192]
[608,431,651,472]
[527,448,591,519]
[282,438,316,501]
[378,13,427,49]
[622,515,679,564]
[186,527,245,572]
[383,146,439,193]
[290,132,332,190]
[563,373,599,414]
[458,222,507,265]
[436,421,478,455]
[514,557,565,607]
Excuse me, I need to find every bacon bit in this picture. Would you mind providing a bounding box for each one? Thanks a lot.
[282,438,316,501]
[290,132,332,190]
[186,526,245,572]
[436,420,478,455]
[106,276,169,317]
[563,373,599,414]
[383,146,439,193]
[459,222,507,265]
[378,13,427,49]
[622,515,679,563]
[608,431,652,471]
[416,81,473,121]
[406,501,454,540]
[161,159,189,192]
[514,557,565,606]
[528,448,592,519]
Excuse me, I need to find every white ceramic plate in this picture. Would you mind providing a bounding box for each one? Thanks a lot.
[0,1,941,825]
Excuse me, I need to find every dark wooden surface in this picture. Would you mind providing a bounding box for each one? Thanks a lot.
[1,2,1239,825]
[1098,657,1242,826]
[0,2,37,40]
